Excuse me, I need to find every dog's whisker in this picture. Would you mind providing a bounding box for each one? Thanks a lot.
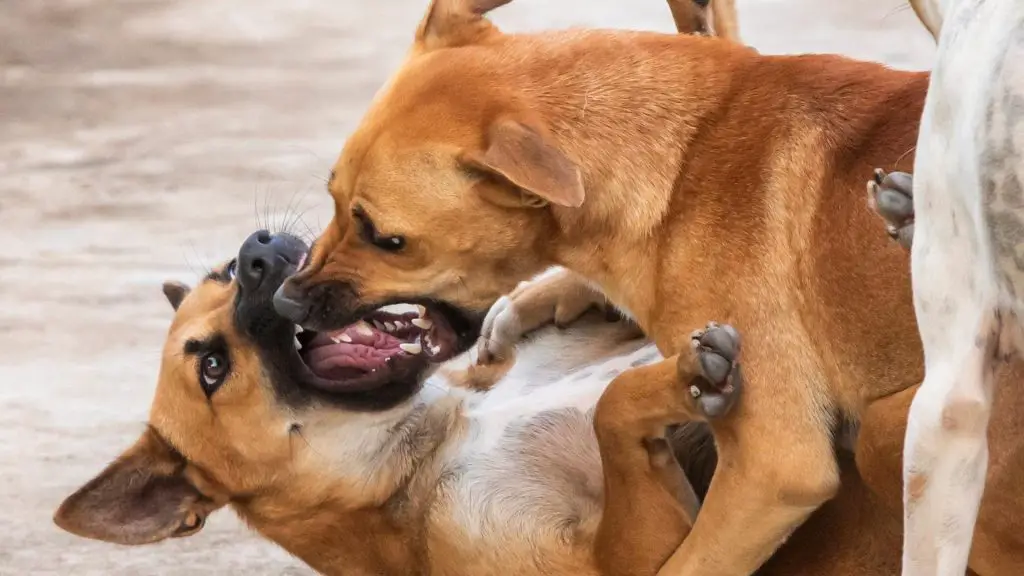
[286,203,317,238]
[895,145,917,169]
[279,187,306,236]
[883,3,913,20]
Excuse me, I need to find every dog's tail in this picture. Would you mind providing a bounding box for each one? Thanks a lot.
[708,0,741,43]
[667,0,742,43]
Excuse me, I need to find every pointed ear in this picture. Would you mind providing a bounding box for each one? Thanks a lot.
[162,281,190,311]
[53,428,217,545]
[462,119,585,209]
[415,0,511,51]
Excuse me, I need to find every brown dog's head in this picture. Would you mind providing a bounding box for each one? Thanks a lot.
[55,230,438,546]
[273,0,734,363]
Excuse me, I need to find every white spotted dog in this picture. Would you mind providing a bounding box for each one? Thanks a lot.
[871,1,1024,574]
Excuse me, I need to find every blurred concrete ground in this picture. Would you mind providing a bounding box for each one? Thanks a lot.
[0,1,933,574]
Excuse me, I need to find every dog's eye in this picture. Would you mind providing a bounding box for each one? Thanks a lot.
[199,352,230,395]
[353,206,405,253]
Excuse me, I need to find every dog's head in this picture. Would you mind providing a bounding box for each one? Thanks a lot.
[274,0,734,360]
[54,231,439,546]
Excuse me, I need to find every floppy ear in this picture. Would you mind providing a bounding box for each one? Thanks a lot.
[53,428,216,545]
[415,0,511,51]
[162,281,190,311]
[462,119,585,209]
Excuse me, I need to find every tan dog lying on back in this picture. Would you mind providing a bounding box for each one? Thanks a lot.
[271,0,929,573]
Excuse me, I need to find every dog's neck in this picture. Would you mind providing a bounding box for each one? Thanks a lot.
[231,384,468,575]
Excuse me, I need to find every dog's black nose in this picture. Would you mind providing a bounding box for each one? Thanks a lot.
[238,230,305,292]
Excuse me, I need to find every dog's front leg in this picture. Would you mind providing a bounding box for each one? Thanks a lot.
[654,327,841,575]
[593,323,742,576]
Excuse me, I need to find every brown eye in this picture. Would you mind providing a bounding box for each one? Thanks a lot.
[353,206,405,253]
[378,235,405,251]
[199,352,230,395]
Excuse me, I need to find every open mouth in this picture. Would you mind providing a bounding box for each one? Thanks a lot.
[292,305,464,393]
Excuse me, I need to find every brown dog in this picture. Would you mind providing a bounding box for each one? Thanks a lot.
[57,231,712,576]
[270,0,931,573]
[52,227,914,576]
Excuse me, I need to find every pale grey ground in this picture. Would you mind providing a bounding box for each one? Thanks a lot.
[0,1,933,574]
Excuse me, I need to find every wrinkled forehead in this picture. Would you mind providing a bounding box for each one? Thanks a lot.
[333,144,465,204]
[329,60,495,205]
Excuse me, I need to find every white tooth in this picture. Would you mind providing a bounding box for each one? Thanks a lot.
[415,305,426,316]
[373,320,386,331]
[294,325,303,334]
[412,318,433,330]
[394,321,406,329]
[385,322,396,332]
[294,336,302,349]
[332,334,352,344]
[355,321,373,336]
[431,345,441,355]
[399,342,422,354]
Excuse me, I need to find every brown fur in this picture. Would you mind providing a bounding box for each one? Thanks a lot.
[276,0,1022,573]
[48,258,1002,576]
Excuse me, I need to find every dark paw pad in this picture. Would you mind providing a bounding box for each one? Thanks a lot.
[685,322,743,418]
[868,169,914,249]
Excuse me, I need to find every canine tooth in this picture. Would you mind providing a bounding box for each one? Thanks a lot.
[373,320,386,331]
[294,336,302,349]
[415,305,426,315]
[332,334,352,344]
[355,321,373,336]
[294,325,303,334]
[394,321,406,329]
[412,318,432,330]
[385,322,396,332]
[399,342,422,354]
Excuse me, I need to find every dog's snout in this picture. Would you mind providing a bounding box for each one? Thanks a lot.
[238,230,307,293]
[273,282,310,324]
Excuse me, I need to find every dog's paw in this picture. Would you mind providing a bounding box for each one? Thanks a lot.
[681,322,743,419]
[867,169,914,250]
[476,295,522,366]
[475,270,609,365]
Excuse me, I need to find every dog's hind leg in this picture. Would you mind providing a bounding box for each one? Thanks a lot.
[593,323,742,576]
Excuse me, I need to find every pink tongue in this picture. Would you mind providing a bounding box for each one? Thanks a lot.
[308,343,397,372]
[304,325,404,375]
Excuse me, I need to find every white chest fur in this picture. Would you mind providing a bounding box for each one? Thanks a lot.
[429,315,661,574]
